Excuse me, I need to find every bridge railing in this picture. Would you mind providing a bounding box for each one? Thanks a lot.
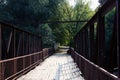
[72,0,120,79]
[0,22,42,60]
[0,22,55,79]
[71,49,119,80]
[0,48,54,80]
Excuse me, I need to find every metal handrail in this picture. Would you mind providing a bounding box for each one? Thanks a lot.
[0,20,55,80]
[70,49,120,80]
[73,0,120,79]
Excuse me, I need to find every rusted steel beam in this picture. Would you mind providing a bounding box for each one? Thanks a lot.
[13,29,17,74]
[77,37,79,53]
[0,48,53,79]
[97,12,105,68]
[96,13,105,67]
[84,13,98,29]
[35,38,37,52]
[22,32,24,56]
[73,0,119,78]
[7,32,13,54]
[33,36,35,52]
[0,24,4,80]
[0,24,2,60]
[90,24,94,62]
[75,13,97,38]
[71,50,120,80]
[82,30,86,57]
[100,0,116,16]
[38,38,39,51]
[81,32,83,56]
[84,28,89,59]
[8,30,14,58]
[116,0,120,77]
[36,38,38,52]
[77,34,80,53]
[93,22,99,64]
[25,34,29,55]
[2,27,8,59]
[79,34,81,53]
[28,34,31,65]
[17,35,21,56]
[75,36,78,52]
[4,56,42,80]
[0,22,41,38]
[74,38,76,50]
[28,34,30,54]
[22,32,25,69]
[38,38,40,51]
[75,0,116,38]
[40,36,42,51]
[0,52,43,63]
[78,33,81,54]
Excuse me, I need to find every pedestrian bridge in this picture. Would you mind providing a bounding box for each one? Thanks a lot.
[0,0,120,80]
[17,52,84,80]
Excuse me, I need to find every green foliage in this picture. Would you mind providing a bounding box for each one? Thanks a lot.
[0,0,94,47]
[48,0,94,45]
[37,24,56,48]
[74,0,94,30]
[0,0,50,27]
[105,8,115,52]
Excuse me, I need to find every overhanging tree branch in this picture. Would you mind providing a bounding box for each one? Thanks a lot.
[39,20,88,24]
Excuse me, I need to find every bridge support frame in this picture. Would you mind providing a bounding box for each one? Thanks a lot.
[90,24,94,62]
[116,0,120,77]
[97,11,105,68]
[0,24,4,80]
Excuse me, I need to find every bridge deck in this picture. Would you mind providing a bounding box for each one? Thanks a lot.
[17,53,84,80]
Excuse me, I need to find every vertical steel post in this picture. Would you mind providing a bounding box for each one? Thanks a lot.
[75,35,78,52]
[0,24,4,80]
[37,38,38,52]
[74,37,76,51]
[81,31,84,56]
[79,33,82,54]
[90,24,94,62]
[33,36,35,62]
[97,11,105,68]
[77,34,79,53]
[13,29,16,57]
[33,36,35,53]
[34,37,36,52]
[80,33,82,54]
[83,30,86,57]
[13,29,17,74]
[0,24,2,60]
[116,0,120,77]
[41,36,43,51]
[22,32,25,69]
[94,21,99,64]
[29,34,31,65]
[85,28,89,59]
[78,34,80,53]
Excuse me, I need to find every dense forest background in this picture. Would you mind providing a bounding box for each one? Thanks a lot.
[0,0,115,48]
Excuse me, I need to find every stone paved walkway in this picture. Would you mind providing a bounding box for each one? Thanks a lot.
[17,53,84,80]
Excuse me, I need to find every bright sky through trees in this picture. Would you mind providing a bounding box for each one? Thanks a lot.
[68,0,100,10]
[68,0,76,7]
[89,0,99,10]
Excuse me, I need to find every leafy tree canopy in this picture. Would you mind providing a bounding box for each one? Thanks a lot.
[0,0,94,46]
